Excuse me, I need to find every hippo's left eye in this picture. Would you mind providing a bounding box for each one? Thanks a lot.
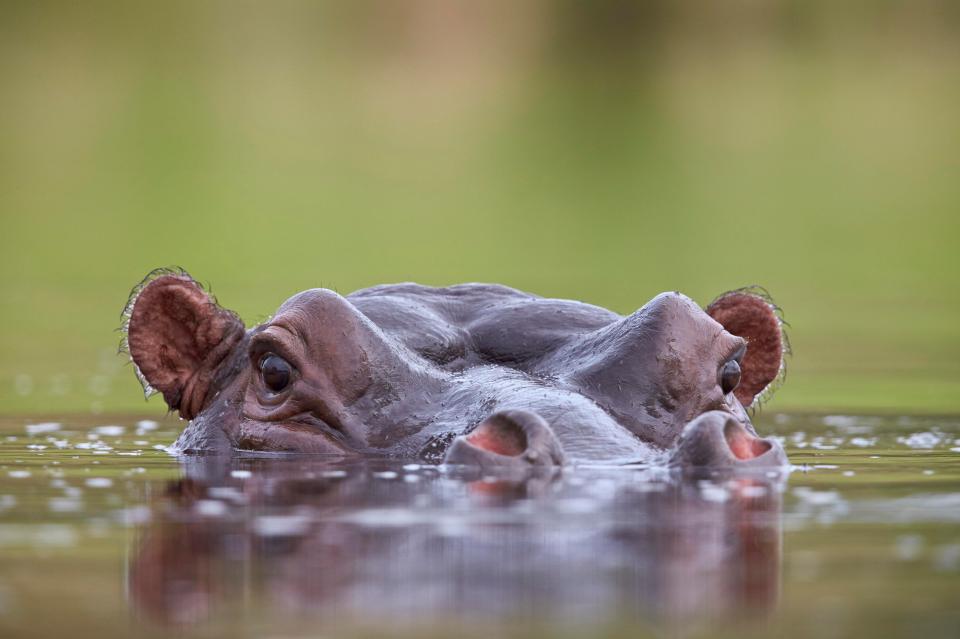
[260,354,292,393]
[719,359,741,396]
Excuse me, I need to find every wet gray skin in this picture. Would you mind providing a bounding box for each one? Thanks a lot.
[123,269,789,470]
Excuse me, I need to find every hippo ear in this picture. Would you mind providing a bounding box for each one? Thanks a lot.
[122,269,245,418]
[706,287,788,407]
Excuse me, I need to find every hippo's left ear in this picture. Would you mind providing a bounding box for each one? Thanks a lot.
[706,287,788,407]
[122,269,246,419]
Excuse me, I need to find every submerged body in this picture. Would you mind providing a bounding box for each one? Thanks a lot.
[123,270,789,470]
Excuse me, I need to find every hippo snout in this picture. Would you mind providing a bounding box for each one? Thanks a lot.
[444,410,566,470]
[670,411,786,470]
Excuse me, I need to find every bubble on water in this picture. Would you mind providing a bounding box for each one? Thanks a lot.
[793,487,842,506]
[94,425,124,437]
[738,484,768,498]
[403,475,420,483]
[0,524,77,548]
[842,471,856,477]
[14,373,33,396]
[699,482,729,503]
[136,420,159,431]
[230,470,252,479]
[208,486,246,504]
[923,470,935,476]
[48,498,82,513]
[0,495,17,511]
[810,441,838,450]
[8,471,30,479]
[63,486,83,499]
[950,447,960,453]
[556,497,600,514]
[253,515,311,537]
[75,441,113,451]
[374,471,398,480]
[403,464,421,471]
[115,506,151,526]
[813,465,838,470]
[822,415,858,428]
[321,469,347,478]
[195,499,228,517]
[895,534,924,560]
[822,415,879,434]
[898,432,945,449]
[933,544,960,572]
[849,437,877,448]
[26,444,47,450]
[85,477,113,488]
[25,422,60,436]
[133,440,149,446]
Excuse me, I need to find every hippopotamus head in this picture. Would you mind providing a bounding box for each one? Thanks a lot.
[123,269,789,470]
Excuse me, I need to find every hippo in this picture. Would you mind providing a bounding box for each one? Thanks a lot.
[122,269,789,469]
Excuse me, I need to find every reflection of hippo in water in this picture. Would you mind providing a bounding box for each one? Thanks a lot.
[130,463,782,627]
[123,269,789,469]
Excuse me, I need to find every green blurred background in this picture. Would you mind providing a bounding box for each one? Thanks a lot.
[1,1,958,415]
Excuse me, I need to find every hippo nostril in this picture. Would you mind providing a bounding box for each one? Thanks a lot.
[465,414,528,457]
[723,419,772,460]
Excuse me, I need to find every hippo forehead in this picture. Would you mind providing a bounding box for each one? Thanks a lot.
[269,286,738,369]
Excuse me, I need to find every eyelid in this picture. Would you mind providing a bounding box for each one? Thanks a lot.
[726,341,747,364]
[248,329,300,370]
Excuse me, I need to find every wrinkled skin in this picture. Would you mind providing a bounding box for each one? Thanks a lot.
[123,269,789,470]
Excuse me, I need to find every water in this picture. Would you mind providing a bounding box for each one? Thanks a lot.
[0,413,958,638]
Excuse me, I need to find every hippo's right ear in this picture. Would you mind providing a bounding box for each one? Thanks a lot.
[706,287,789,408]
[121,270,245,419]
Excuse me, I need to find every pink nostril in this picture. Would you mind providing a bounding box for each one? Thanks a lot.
[723,420,772,460]
[465,418,527,457]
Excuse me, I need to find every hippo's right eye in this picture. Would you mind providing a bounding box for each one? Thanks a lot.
[719,359,741,396]
[259,354,292,393]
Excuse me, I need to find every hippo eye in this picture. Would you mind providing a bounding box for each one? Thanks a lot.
[259,354,292,393]
[719,359,741,396]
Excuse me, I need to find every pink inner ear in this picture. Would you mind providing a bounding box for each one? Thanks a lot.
[707,292,783,407]
[126,273,243,416]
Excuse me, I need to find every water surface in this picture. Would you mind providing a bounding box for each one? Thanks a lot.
[0,413,958,638]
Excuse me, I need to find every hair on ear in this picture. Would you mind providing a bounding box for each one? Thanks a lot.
[120,268,245,418]
[706,286,790,408]
[120,267,191,396]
